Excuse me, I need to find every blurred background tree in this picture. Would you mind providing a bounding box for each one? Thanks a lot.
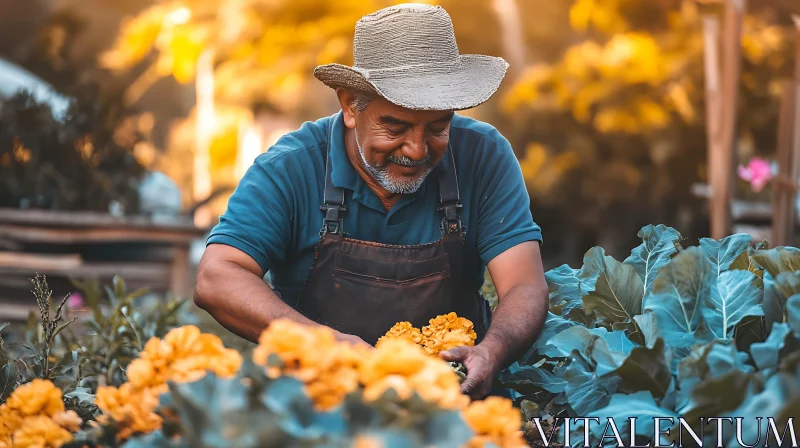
[498,0,797,263]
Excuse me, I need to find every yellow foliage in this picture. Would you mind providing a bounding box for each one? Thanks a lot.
[569,0,627,34]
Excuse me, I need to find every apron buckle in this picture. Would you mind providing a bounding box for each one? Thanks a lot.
[320,204,346,235]
[437,203,464,235]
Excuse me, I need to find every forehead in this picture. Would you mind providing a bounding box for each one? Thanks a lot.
[365,97,454,124]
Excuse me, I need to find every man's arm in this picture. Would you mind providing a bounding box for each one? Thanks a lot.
[481,240,548,369]
[440,241,548,399]
[195,244,368,345]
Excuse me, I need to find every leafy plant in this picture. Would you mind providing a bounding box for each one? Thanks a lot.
[59,276,187,389]
[506,224,800,447]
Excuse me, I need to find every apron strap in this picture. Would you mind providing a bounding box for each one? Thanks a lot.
[437,144,464,235]
[320,116,346,235]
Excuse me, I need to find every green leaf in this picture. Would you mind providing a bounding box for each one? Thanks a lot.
[624,224,682,295]
[579,391,678,448]
[644,247,715,350]
[763,273,787,333]
[750,323,799,373]
[700,233,753,276]
[632,313,658,349]
[703,270,764,340]
[546,265,584,315]
[500,365,567,394]
[558,360,621,416]
[583,256,644,327]
[786,295,800,335]
[724,370,800,447]
[750,247,800,279]
[532,312,578,355]
[589,329,637,377]
[612,338,672,399]
[680,370,755,441]
[676,340,753,412]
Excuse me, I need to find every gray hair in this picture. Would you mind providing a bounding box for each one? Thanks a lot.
[352,91,375,112]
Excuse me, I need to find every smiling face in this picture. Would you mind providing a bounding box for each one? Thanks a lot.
[338,89,454,195]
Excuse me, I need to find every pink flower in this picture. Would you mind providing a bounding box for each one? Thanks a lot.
[67,292,84,310]
[738,157,774,192]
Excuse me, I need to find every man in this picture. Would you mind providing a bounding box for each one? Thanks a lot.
[195,3,548,400]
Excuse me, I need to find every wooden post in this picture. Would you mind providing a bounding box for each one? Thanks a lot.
[771,83,797,246]
[769,17,800,247]
[705,0,745,240]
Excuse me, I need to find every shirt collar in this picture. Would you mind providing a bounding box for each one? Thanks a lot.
[328,110,449,192]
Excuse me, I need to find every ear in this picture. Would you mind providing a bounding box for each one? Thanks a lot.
[335,88,357,129]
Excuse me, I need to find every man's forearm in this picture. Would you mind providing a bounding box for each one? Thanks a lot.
[194,259,319,343]
[479,282,549,370]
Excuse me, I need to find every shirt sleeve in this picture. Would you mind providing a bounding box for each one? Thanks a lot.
[473,129,543,265]
[206,156,293,274]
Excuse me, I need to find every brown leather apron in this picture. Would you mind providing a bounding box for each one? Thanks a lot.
[294,119,490,346]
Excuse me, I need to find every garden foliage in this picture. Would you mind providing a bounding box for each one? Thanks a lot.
[503,224,800,447]
[2,225,799,447]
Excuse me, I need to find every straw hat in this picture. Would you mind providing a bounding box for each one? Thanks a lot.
[313,3,509,111]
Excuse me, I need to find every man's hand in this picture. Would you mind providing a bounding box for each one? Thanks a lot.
[439,344,504,400]
[333,330,372,348]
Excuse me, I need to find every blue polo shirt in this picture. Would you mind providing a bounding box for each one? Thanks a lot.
[207,111,542,306]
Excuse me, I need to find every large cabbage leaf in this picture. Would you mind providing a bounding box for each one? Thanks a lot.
[703,270,763,340]
[624,224,682,296]
[643,247,715,351]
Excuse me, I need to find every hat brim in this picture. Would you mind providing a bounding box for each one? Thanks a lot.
[313,55,509,111]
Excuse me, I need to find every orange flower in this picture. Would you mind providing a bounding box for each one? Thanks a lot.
[376,321,424,345]
[5,380,64,418]
[253,320,366,410]
[462,397,527,448]
[10,416,73,448]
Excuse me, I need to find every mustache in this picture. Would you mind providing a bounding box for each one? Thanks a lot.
[384,154,433,168]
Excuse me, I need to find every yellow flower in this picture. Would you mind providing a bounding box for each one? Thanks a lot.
[253,320,365,410]
[420,313,477,355]
[51,411,82,433]
[5,380,64,418]
[462,397,527,448]
[376,322,423,345]
[0,404,22,447]
[10,416,73,448]
[360,339,468,410]
[95,384,163,441]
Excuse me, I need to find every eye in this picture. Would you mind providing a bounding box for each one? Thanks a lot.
[428,125,449,136]
[386,126,407,137]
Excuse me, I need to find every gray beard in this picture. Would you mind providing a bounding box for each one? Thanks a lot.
[355,128,434,194]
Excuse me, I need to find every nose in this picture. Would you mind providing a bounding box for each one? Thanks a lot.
[401,127,428,161]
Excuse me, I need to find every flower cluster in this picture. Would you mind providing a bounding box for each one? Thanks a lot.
[95,325,242,441]
[0,379,82,448]
[360,338,469,410]
[461,397,528,448]
[253,320,369,410]
[378,313,477,356]
[420,312,477,355]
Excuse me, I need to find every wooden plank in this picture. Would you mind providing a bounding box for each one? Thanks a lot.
[0,225,201,244]
[170,246,191,299]
[0,252,82,271]
[0,208,207,234]
[0,261,170,282]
